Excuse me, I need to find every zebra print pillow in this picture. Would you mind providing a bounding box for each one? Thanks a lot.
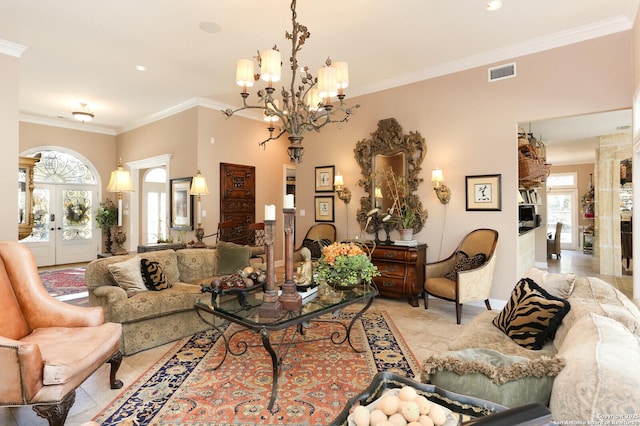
[493,278,570,350]
[140,258,171,291]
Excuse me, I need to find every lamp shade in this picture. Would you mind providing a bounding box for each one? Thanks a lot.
[236,59,255,88]
[334,61,349,89]
[317,66,337,98]
[189,170,209,196]
[106,161,134,193]
[306,88,321,111]
[375,187,383,198]
[260,49,281,83]
[431,168,445,184]
[333,174,344,189]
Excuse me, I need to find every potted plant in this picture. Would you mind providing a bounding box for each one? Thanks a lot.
[316,242,380,289]
[95,199,118,253]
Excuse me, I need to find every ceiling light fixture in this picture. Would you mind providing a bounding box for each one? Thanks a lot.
[71,103,94,123]
[222,0,359,163]
[486,0,503,11]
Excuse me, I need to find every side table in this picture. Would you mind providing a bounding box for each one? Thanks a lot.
[370,243,427,307]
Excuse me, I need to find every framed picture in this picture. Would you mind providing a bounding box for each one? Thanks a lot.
[314,196,335,222]
[315,165,335,192]
[465,174,502,211]
[170,177,194,229]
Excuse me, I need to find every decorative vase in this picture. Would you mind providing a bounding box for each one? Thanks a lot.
[398,228,414,241]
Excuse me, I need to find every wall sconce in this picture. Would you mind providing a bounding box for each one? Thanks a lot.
[106,159,135,254]
[334,173,351,204]
[189,170,210,248]
[431,168,451,205]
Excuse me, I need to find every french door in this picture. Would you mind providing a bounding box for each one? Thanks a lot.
[23,184,98,266]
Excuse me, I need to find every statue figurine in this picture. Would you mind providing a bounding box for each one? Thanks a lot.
[296,247,313,286]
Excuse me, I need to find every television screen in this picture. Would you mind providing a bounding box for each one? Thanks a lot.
[519,205,535,222]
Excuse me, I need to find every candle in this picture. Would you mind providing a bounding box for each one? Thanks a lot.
[117,197,123,226]
[284,194,295,209]
[265,204,276,221]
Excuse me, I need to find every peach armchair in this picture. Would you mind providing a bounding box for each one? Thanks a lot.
[424,229,499,324]
[0,241,123,426]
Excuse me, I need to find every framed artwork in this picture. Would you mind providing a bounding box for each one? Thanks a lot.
[315,165,335,192]
[465,174,502,211]
[314,196,335,222]
[170,177,194,229]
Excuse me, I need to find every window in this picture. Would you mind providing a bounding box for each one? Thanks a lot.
[547,172,578,249]
[143,168,168,244]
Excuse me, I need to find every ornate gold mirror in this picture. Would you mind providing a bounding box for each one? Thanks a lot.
[355,118,428,234]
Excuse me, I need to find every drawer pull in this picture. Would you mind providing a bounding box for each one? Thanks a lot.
[383,265,399,273]
[383,252,396,259]
[381,281,396,287]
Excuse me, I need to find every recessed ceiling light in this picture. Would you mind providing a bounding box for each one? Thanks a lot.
[135,65,147,72]
[199,21,222,34]
[487,0,503,11]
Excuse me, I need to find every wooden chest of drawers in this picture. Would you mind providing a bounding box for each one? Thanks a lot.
[370,243,427,307]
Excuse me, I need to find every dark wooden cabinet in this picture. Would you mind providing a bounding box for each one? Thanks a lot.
[370,244,427,307]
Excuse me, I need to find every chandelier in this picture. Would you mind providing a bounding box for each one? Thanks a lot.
[222,0,359,163]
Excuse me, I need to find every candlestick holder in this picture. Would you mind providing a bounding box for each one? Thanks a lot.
[259,219,282,318]
[279,208,302,311]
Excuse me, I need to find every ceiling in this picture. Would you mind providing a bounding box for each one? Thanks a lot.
[1,0,638,162]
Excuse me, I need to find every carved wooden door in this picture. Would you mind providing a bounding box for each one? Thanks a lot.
[220,163,255,243]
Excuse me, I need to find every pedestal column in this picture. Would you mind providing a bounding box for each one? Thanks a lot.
[279,208,302,311]
[259,219,282,318]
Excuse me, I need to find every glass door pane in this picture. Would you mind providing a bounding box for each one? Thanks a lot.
[547,190,578,249]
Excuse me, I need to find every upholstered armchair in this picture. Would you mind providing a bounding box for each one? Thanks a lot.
[293,223,337,262]
[0,241,123,426]
[424,229,499,324]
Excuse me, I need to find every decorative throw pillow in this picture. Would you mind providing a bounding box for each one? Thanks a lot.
[525,267,576,299]
[444,250,487,281]
[421,348,565,408]
[493,278,571,350]
[302,238,332,260]
[107,256,147,297]
[216,241,251,275]
[140,258,171,291]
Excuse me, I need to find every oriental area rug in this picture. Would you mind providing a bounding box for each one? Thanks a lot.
[39,268,89,306]
[95,310,420,426]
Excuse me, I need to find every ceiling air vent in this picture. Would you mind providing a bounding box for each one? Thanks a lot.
[488,62,516,82]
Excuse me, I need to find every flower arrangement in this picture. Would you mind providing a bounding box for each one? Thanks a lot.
[316,242,380,287]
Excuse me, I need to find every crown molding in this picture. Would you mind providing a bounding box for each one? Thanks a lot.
[19,114,116,136]
[350,16,632,98]
[0,39,28,58]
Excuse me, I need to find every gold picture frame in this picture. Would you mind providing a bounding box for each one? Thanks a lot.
[465,174,502,211]
[314,196,335,222]
[315,165,335,192]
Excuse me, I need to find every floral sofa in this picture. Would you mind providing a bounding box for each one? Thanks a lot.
[85,243,252,355]
[420,268,640,422]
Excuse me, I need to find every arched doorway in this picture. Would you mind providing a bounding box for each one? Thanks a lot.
[19,148,100,266]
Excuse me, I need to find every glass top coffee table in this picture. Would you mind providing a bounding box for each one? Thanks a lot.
[194,283,378,410]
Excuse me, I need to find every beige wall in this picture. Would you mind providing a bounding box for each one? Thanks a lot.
[19,122,116,190]
[115,105,292,254]
[1,52,20,241]
[295,31,632,301]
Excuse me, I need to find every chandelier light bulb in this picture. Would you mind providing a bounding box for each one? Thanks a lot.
[486,0,502,11]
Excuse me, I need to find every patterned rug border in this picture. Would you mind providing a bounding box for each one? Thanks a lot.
[95,310,419,425]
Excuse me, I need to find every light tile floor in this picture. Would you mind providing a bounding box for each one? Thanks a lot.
[2,250,631,425]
